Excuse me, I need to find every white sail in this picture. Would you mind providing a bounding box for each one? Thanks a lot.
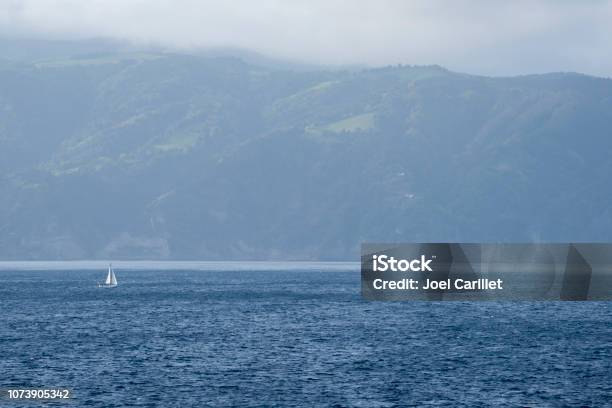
[105,265,113,285]
[102,264,117,286]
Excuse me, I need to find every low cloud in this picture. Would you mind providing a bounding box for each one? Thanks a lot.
[2,0,612,77]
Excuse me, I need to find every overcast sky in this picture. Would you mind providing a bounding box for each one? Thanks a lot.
[1,0,612,77]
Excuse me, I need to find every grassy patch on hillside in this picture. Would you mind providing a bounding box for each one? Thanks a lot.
[154,133,200,152]
[318,112,376,133]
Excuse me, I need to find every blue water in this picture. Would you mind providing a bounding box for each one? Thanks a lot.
[1,266,611,407]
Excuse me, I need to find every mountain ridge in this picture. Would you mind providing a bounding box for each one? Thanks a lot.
[1,49,611,260]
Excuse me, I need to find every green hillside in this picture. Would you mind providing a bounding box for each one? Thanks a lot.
[1,51,611,259]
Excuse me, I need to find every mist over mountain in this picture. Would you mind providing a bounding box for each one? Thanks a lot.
[1,43,611,260]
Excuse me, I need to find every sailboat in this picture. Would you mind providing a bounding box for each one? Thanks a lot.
[98,263,118,288]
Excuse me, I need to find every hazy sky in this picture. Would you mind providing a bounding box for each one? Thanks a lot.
[2,0,612,77]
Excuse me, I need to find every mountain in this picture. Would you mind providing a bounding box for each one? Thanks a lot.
[1,47,611,260]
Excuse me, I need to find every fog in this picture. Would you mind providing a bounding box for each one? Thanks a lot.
[1,0,612,76]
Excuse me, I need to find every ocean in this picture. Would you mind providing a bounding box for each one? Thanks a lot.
[1,263,610,407]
